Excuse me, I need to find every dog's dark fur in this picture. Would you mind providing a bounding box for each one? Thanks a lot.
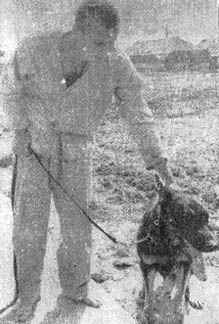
[137,177,219,263]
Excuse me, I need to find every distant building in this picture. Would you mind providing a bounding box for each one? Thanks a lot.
[129,54,164,72]
[127,37,194,60]
[130,54,160,65]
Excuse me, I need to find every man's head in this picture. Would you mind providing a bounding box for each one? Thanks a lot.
[75,1,120,56]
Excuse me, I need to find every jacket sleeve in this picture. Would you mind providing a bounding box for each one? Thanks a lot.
[114,54,166,169]
[0,41,36,131]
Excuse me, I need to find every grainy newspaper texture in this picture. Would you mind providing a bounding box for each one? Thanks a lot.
[0,1,219,324]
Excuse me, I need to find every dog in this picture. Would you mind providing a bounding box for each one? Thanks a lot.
[136,174,219,324]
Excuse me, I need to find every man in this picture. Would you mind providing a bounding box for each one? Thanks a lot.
[0,0,172,322]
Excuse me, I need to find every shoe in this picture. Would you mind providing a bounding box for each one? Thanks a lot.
[0,296,40,324]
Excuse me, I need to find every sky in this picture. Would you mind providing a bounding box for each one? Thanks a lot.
[114,0,218,47]
[0,0,218,54]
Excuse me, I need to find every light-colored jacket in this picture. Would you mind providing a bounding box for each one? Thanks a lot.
[0,30,165,168]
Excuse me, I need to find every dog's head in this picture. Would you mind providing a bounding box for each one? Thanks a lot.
[151,174,219,252]
[138,173,219,258]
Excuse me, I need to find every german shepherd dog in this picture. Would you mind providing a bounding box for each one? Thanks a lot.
[136,175,219,324]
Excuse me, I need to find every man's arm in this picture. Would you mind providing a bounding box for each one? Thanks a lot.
[114,54,172,184]
[1,52,29,130]
[0,41,36,155]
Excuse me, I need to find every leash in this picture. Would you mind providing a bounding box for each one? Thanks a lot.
[0,156,19,315]
[30,145,166,247]
[29,147,119,244]
[29,143,164,246]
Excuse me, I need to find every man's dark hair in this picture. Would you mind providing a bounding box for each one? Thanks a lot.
[75,0,120,32]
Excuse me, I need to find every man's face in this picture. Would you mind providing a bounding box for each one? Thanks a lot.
[83,19,118,58]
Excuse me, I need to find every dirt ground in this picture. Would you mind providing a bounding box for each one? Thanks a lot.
[1,71,219,323]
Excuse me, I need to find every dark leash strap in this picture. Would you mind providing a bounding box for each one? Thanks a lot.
[29,147,118,244]
[11,155,18,211]
[0,155,19,315]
